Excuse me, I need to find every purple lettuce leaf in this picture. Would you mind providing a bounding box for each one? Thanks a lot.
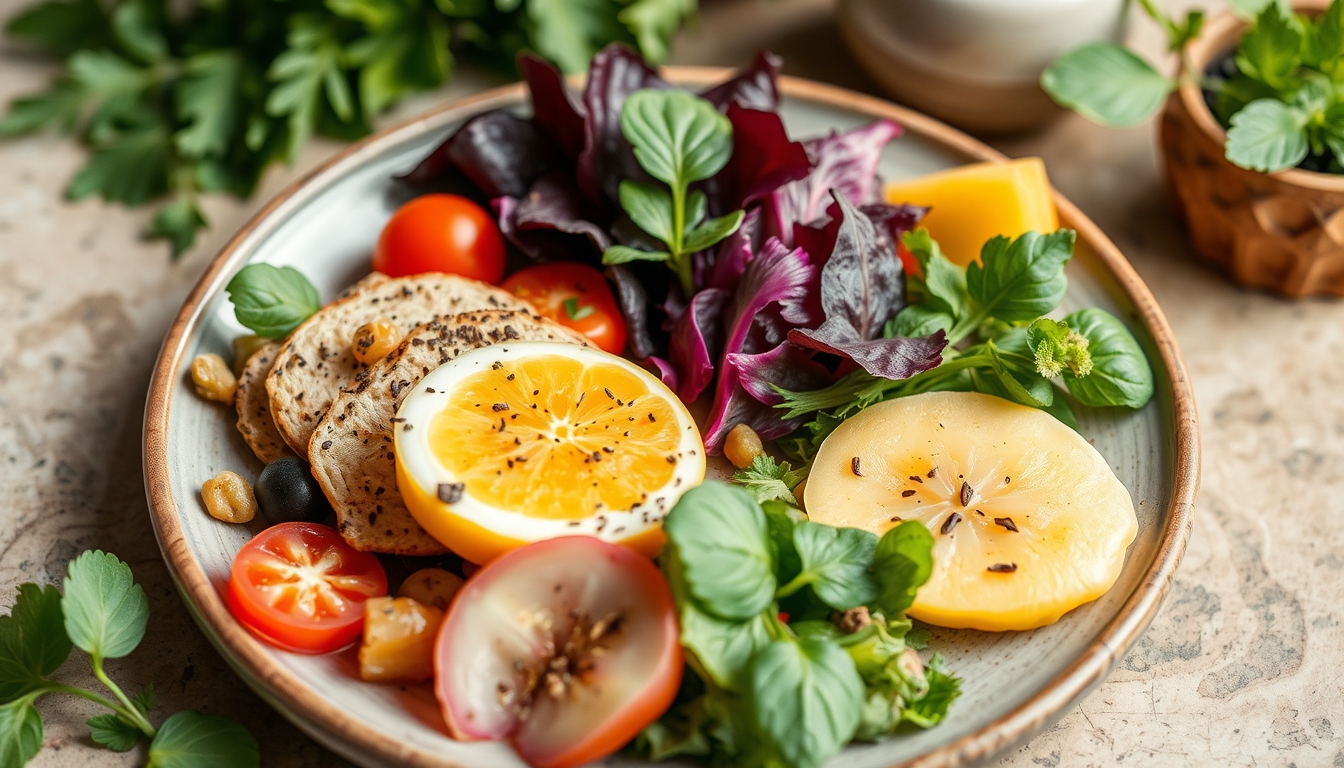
[764,120,901,245]
[669,288,730,403]
[787,323,947,380]
[493,173,611,261]
[727,104,812,206]
[862,202,928,258]
[642,356,679,393]
[605,263,663,360]
[578,44,670,205]
[520,53,586,160]
[398,111,556,197]
[730,341,831,405]
[702,238,818,452]
[700,51,783,112]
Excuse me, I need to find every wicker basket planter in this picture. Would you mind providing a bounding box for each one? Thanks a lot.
[1160,0,1344,297]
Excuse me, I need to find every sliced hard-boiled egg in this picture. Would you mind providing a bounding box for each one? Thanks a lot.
[395,341,705,564]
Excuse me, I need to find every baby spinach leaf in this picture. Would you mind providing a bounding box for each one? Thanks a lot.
[225,264,322,339]
[750,637,863,768]
[762,500,803,586]
[1041,43,1173,128]
[621,88,732,188]
[965,229,1074,324]
[87,713,142,752]
[0,694,43,768]
[0,584,70,701]
[789,522,879,611]
[146,711,259,768]
[62,550,149,661]
[869,521,934,617]
[1225,98,1310,172]
[662,483,776,620]
[1061,309,1154,408]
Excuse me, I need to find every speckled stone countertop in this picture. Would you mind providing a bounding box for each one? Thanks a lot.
[0,0,1337,765]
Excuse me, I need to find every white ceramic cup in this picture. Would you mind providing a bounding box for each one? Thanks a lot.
[838,0,1129,134]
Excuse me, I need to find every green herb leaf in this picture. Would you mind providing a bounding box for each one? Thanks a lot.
[1306,0,1344,69]
[1225,98,1310,172]
[224,264,322,338]
[901,229,967,320]
[682,209,744,253]
[619,0,695,64]
[176,51,243,158]
[61,550,149,661]
[966,229,1075,324]
[561,296,595,321]
[147,711,259,768]
[901,654,961,728]
[0,695,43,768]
[525,0,628,74]
[761,500,804,586]
[1026,318,1092,378]
[1060,309,1154,408]
[67,127,169,205]
[132,684,156,718]
[1041,43,1173,128]
[4,0,107,56]
[149,195,209,258]
[621,88,733,187]
[885,306,953,339]
[0,84,85,136]
[1237,3,1303,90]
[266,19,354,161]
[662,482,776,621]
[731,454,804,506]
[87,713,143,752]
[750,637,864,768]
[1230,0,1292,20]
[868,520,934,617]
[619,180,676,245]
[111,0,168,64]
[789,522,879,611]
[601,244,670,265]
[0,584,71,702]
[679,603,772,692]
[339,0,452,120]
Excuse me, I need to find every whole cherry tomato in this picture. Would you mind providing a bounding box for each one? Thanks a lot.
[226,522,387,654]
[500,263,627,354]
[374,194,506,283]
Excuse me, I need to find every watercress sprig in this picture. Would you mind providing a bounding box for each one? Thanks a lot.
[0,550,257,767]
[602,88,745,297]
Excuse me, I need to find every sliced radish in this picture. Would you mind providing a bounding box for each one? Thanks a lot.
[434,536,681,768]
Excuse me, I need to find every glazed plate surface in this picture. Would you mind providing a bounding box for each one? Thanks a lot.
[143,70,1199,768]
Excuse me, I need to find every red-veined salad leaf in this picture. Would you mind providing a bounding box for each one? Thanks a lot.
[578,45,671,205]
[722,104,812,208]
[700,51,783,112]
[669,288,730,403]
[398,112,556,197]
[493,173,611,261]
[731,341,830,405]
[605,263,661,360]
[519,53,586,160]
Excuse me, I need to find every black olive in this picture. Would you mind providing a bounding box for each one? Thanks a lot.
[256,457,331,526]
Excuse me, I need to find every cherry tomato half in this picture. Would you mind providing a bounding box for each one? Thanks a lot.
[226,522,388,654]
[373,194,506,283]
[500,263,627,354]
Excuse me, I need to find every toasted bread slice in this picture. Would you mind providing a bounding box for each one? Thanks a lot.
[309,309,588,555]
[266,274,529,454]
[234,341,294,464]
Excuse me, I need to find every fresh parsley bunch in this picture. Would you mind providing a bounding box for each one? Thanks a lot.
[0,550,257,767]
[0,0,696,256]
[775,228,1155,456]
[639,481,959,768]
[1043,0,1344,174]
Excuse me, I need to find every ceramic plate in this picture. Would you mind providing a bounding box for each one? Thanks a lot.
[143,70,1200,768]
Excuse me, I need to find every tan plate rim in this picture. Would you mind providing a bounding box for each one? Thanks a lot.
[143,68,1201,768]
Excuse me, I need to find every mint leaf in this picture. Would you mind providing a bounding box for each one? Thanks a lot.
[900,229,967,321]
[750,638,863,768]
[224,264,322,338]
[1306,0,1344,68]
[1237,3,1303,90]
[662,482,776,621]
[790,522,879,611]
[966,229,1075,324]
[1060,309,1154,409]
[1230,0,1292,19]
[619,0,695,64]
[868,520,934,617]
[682,209,744,253]
[62,550,149,661]
[601,244,670,265]
[1042,43,1173,128]
[1225,98,1310,172]
[147,711,259,768]
[731,454,804,506]
[619,180,676,244]
[621,89,733,188]
[0,584,71,702]
[0,695,43,768]
[87,713,142,752]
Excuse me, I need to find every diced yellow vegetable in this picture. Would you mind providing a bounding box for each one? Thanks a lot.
[884,158,1058,267]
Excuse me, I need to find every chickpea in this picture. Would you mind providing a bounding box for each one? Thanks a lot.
[201,471,258,524]
[352,319,402,365]
[723,423,765,469]
[397,568,464,611]
[231,334,270,376]
[191,353,238,406]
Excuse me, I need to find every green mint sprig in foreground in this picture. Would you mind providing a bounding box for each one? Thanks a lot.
[0,551,257,767]
[637,482,959,768]
[1043,0,1344,173]
[602,89,746,298]
[775,228,1154,456]
[225,264,321,339]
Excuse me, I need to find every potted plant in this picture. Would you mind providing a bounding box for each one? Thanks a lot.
[1043,0,1344,297]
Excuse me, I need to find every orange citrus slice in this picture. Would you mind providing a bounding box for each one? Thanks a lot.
[395,341,705,564]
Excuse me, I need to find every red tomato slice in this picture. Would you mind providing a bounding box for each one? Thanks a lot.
[434,536,681,768]
[500,263,627,354]
[373,194,506,283]
[226,523,387,654]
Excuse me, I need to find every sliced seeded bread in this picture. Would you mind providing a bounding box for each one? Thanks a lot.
[308,309,588,555]
[266,274,530,454]
[234,341,294,463]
